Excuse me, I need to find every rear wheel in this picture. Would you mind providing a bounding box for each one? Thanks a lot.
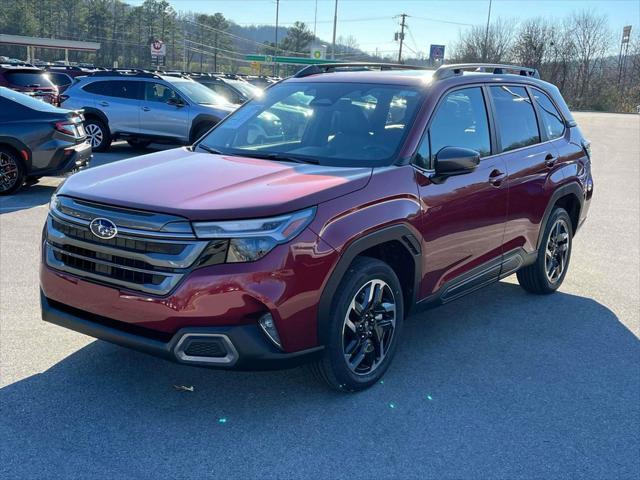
[84,118,111,152]
[311,257,403,392]
[0,147,25,195]
[517,207,573,294]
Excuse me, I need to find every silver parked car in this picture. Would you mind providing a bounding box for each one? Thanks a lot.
[61,70,235,151]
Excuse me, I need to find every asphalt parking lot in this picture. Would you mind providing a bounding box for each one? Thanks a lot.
[1,113,638,479]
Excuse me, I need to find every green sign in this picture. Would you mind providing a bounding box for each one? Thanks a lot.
[245,54,339,65]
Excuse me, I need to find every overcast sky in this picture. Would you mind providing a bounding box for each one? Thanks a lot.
[131,0,639,57]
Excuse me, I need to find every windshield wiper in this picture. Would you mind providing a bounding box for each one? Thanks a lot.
[197,144,224,155]
[241,152,318,164]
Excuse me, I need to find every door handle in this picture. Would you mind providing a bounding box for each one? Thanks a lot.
[99,101,109,107]
[141,106,151,112]
[545,153,557,167]
[489,169,507,186]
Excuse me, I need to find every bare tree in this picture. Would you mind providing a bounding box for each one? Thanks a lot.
[451,18,514,63]
[570,11,611,108]
[512,18,550,71]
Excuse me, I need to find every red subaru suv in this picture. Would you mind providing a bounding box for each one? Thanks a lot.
[40,63,593,391]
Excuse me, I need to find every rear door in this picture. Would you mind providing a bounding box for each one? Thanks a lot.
[489,85,565,262]
[414,86,509,300]
[139,81,190,141]
[84,80,142,134]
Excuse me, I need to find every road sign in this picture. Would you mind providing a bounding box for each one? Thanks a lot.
[429,44,445,61]
[245,54,339,65]
[622,25,632,44]
[150,40,166,57]
[310,45,326,60]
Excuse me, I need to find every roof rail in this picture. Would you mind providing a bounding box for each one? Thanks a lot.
[90,69,162,79]
[433,63,540,81]
[295,62,429,78]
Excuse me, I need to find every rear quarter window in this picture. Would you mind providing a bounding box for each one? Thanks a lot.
[490,86,540,152]
[532,89,565,140]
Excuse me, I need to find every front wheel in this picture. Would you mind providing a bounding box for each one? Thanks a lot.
[517,207,573,294]
[311,257,404,392]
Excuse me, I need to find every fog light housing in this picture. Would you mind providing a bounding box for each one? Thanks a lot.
[258,313,282,350]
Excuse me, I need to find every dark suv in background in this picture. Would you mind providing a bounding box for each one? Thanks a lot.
[40,63,593,391]
[0,64,60,106]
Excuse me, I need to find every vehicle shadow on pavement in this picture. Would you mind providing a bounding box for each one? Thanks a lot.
[1,282,638,479]
[0,183,57,214]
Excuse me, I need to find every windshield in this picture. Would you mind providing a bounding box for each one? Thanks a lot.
[198,81,423,167]
[166,78,232,106]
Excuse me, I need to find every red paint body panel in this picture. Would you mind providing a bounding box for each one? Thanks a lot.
[59,148,372,220]
[41,228,338,352]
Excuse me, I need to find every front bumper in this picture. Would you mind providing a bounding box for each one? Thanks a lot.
[41,292,323,370]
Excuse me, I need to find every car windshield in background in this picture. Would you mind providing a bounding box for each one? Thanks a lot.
[167,78,232,106]
[226,79,262,99]
[5,71,56,88]
[199,82,423,167]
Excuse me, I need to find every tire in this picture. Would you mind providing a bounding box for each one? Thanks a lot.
[311,257,404,392]
[84,118,111,152]
[127,139,152,150]
[0,147,26,195]
[517,207,573,294]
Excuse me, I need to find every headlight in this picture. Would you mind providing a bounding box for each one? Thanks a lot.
[192,207,316,262]
[49,192,59,211]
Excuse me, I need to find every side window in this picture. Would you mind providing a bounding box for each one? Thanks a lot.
[144,82,178,103]
[490,86,540,152]
[83,81,112,96]
[532,89,565,140]
[109,81,140,100]
[428,87,491,162]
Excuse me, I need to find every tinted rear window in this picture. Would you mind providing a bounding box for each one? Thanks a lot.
[47,72,72,87]
[490,86,540,152]
[4,71,55,88]
[532,89,565,140]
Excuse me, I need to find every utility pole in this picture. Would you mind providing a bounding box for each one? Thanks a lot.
[274,0,280,75]
[331,0,338,59]
[397,13,407,64]
[482,0,492,62]
[313,0,318,38]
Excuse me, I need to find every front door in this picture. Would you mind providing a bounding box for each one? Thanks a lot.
[414,86,509,300]
[140,81,190,142]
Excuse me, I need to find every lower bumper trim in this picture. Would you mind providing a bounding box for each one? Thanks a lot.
[40,291,324,371]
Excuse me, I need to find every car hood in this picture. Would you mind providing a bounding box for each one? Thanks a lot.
[59,148,372,220]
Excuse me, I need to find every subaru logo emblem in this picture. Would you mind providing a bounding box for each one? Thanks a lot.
[89,217,118,240]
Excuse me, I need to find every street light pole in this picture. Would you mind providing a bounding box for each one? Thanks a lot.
[482,0,492,62]
[331,0,338,59]
[274,0,280,76]
[313,0,318,38]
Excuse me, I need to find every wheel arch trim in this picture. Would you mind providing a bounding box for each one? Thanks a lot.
[537,182,584,248]
[316,224,422,345]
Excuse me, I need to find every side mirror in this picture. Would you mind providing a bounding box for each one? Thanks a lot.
[167,97,185,107]
[434,147,480,175]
